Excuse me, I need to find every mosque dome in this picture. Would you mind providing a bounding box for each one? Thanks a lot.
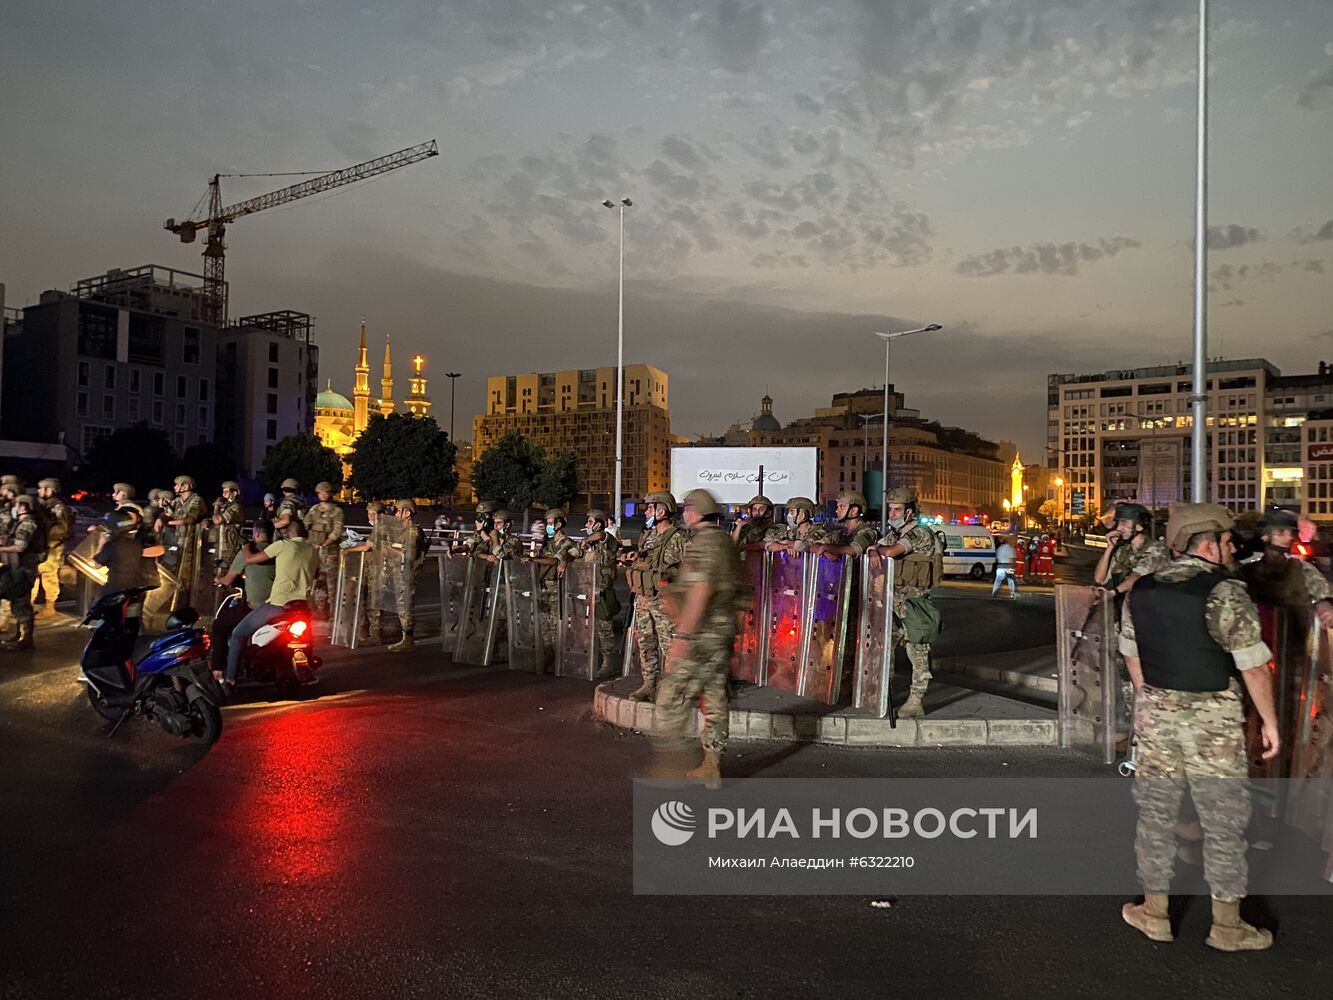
[317,380,354,412]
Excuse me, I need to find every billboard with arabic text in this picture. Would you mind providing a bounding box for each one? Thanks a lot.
[670,447,819,506]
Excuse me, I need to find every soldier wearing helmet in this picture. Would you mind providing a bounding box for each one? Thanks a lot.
[272,478,306,532]
[625,491,688,702]
[533,508,579,664]
[1237,509,1333,626]
[876,487,943,719]
[655,488,743,787]
[763,497,836,552]
[0,475,23,638]
[31,477,74,618]
[1119,503,1278,952]
[816,490,879,557]
[579,509,621,680]
[0,493,46,651]
[1094,502,1171,600]
[462,500,498,556]
[166,474,209,606]
[211,480,246,572]
[302,480,345,621]
[731,494,774,548]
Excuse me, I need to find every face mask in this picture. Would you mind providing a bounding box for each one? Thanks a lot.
[888,516,907,530]
[545,524,556,538]
[645,514,656,529]
[786,512,798,527]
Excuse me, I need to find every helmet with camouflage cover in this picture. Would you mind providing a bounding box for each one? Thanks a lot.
[837,490,868,516]
[221,480,240,492]
[38,478,62,491]
[112,482,136,499]
[315,481,334,494]
[493,509,514,523]
[366,500,385,514]
[747,494,773,511]
[545,507,566,522]
[1165,502,1234,552]
[785,496,818,517]
[397,500,417,515]
[280,478,300,491]
[586,508,609,526]
[13,494,36,512]
[886,487,917,506]
[644,491,677,514]
[174,475,195,489]
[681,488,722,517]
[1,474,23,494]
[475,500,496,517]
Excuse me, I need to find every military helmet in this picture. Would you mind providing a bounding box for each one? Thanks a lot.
[475,501,496,516]
[174,475,195,489]
[1113,502,1150,527]
[150,488,170,502]
[586,508,609,525]
[1258,509,1299,536]
[644,491,677,514]
[12,494,36,511]
[785,496,818,517]
[747,495,773,510]
[0,474,23,491]
[38,478,61,491]
[397,500,417,515]
[112,482,136,498]
[281,477,300,491]
[222,480,240,492]
[366,500,384,513]
[885,487,917,506]
[681,488,722,517]
[315,481,334,494]
[1165,502,1234,551]
[837,490,868,513]
[493,509,514,523]
[545,507,566,522]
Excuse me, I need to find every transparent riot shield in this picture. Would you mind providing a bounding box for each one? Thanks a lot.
[1249,605,1309,810]
[731,547,769,685]
[621,595,640,678]
[66,532,110,619]
[764,550,809,694]
[330,548,367,649]
[175,527,213,618]
[798,552,853,704]
[1056,585,1117,765]
[454,557,502,666]
[370,518,413,615]
[854,550,895,718]
[436,551,468,648]
[557,559,597,679]
[506,559,546,673]
[1285,620,1333,876]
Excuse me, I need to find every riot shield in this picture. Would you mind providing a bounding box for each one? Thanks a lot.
[853,550,895,718]
[797,552,853,704]
[175,527,213,618]
[1056,585,1117,765]
[66,533,110,619]
[557,559,597,679]
[731,547,769,685]
[1249,605,1310,807]
[621,595,640,678]
[454,557,502,666]
[436,551,468,648]
[764,550,809,694]
[505,559,546,673]
[330,548,367,649]
[1285,619,1333,855]
[370,518,413,614]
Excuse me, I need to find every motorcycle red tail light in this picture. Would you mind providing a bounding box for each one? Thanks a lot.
[201,633,212,653]
[289,619,309,638]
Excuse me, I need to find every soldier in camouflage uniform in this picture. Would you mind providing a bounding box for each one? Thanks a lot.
[31,478,74,618]
[816,490,879,557]
[1238,509,1333,620]
[655,489,743,788]
[0,494,47,651]
[474,510,522,656]
[462,501,498,556]
[386,501,426,653]
[303,482,345,620]
[730,495,774,547]
[877,487,943,719]
[273,478,307,532]
[211,480,245,574]
[166,475,208,607]
[626,491,689,702]
[535,508,579,665]
[354,501,386,644]
[0,475,24,637]
[1119,503,1278,952]
[580,509,621,680]
[763,496,838,552]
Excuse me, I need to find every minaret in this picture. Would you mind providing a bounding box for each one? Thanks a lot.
[352,318,370,434]
[379,335,395,417]
[406,354,432,417]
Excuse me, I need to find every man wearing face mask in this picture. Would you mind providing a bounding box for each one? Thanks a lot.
[813,491,879,557]
[625,491,688,702]
[1119,503,1279,952]
[763,497,834,552]
[730,495,774,547]
[462,501,498,556]
[579,509,621,680]
[535,508,579,660]
[876,488,944,719]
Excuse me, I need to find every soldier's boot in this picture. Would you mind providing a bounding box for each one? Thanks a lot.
[1121,893,1173,942]
[686,749,723,790]
[0,623,35,652]
[1205,898,1272,952]
[387,630,415,654]
[629,677,658,702]
[898,693,926,719]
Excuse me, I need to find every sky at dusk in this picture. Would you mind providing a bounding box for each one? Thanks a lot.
[3,0,1331,460]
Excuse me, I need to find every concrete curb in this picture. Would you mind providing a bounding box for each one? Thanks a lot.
[932,650,1058,696]
[593,684,1057,748]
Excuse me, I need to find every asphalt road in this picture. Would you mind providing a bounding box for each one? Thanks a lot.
[2,617,1328,999]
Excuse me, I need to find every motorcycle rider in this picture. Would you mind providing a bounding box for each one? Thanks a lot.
[221,518,317,688]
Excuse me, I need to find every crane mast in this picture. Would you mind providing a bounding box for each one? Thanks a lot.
[165,139,438,325]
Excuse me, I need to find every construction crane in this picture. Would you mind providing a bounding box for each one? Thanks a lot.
[165,139,439,326]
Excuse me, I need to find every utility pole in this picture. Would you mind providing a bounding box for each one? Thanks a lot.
[444,371,461,441]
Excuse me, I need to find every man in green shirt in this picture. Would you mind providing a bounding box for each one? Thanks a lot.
[221,520,318,685]
[216,522,277,609]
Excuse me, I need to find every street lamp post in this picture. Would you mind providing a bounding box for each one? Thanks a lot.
[1190,0,1210,501]
[873,324,942,532]
[444,371,461,442]
[602,197,632,528]
[857,411,883,493]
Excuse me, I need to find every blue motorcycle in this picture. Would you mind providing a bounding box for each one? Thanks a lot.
[80,587,225,744]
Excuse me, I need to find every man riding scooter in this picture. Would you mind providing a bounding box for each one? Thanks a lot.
[211,521,276,678]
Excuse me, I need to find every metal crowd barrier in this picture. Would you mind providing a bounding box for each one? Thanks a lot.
[1055,584,1117,765]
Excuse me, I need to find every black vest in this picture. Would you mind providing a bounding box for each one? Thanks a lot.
[1129,571,1235,692]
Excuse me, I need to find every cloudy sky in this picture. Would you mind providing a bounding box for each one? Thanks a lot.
[3,0,1331,459]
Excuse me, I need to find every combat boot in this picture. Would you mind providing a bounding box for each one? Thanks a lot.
[1205,898,1273,952]
[898,693,926,718]
[0,623,35,652]
[387,631,415,653]
[1121,893,1173,942]
[686,749,723,790]
[629,678,657,702]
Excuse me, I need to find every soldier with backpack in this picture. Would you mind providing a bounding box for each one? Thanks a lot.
[876,487,944,719]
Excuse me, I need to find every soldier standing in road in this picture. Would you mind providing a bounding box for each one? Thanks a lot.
[876,487,943,719]
[535,508,579,663]
[655,489,743,788]
[462,501,498,555]
[0,475,24,639]
[303,482,345,620]
[0,494,47,652]
[625,491,688,702]
[1120,503,1279,952]
[31,478,73,619]
[166,475,208,606]
[386,500,426,653]
[580,509,621,681]
[730,495,774,547]
[474,510,522,656]
[272,478,306,532]
[764,496,837,552]
[1238,509,1333,619]
[358,501,386,645]
[816,491,879,557]
[211,480,245,573]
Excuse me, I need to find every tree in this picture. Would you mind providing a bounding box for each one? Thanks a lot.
[347,413,457,501]
[533,451,582,510]
[1037,498,1061,529]
[471,430,545,511]
[259,433,343,495]
[181,441,238,498]
[88,424,176,496]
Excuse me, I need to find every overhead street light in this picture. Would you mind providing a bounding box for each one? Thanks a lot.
[601,197,632,529]
[873,323,942,532]
[444,371,461,443]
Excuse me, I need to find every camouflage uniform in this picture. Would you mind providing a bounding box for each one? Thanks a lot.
[880,517,943,703]
[1120,555,1271,902]
[0,485,14,632]
[1107,534,1175,726]
[276,493,307,529]
[655,520,743,753]
[842,521,880,556]
[538,532,579,658]
[303,499,346,618]
[628,525,689,688]
[212,494,245,571]
[2,500,47,646]
[171,490,208,605]
[579,530,621,678]
[33,484,73,614]
[734,519,772,547]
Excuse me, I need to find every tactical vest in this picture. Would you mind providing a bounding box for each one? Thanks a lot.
[1129,572,1234,692]
[42,498,74,545]
[634,525,682,597]
[1239,551,1310,609]
[899,523,943,590]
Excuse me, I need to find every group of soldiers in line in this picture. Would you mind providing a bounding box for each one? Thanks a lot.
[0,475,75,651]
